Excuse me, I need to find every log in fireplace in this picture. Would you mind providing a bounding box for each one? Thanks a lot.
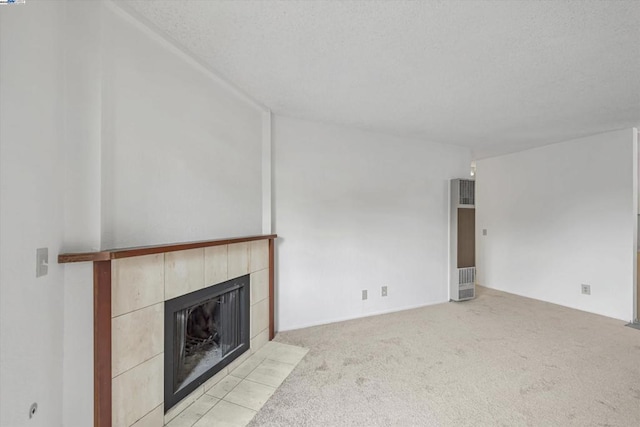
[164,275,250,411]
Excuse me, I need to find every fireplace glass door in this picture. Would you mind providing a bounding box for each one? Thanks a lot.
[165,275,249,411]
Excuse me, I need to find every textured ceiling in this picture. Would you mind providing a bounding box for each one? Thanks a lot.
[118,0,639,158]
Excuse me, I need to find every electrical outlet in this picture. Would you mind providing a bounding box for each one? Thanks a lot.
[381,286,388,297]
[581,284,591,295]
[362,290,368,300]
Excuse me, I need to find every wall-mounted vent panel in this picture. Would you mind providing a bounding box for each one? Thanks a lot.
[458,288,475,300]
[458,267,476,286]
[458,179,475,206]
[450,178,476,302]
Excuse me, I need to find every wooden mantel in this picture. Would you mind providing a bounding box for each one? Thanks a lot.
[58,234,277,263]
[58,234,277,427]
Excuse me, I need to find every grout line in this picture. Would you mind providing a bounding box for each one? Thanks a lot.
[112,300,164,319]
[220,395,262,414]
[132,403,163,427]
[166,389,219,426]
[205,375,242,400]
[202,367,229,393]
[250,296,269,307]
[112,351,163,380]
[219,399,260,417]
[165,386,205,422]
[242,376,281,389]
[165,399,198,426]
[222,393,264,419]
[180,395,222,427]
[230,356,265,380]
[219,374,284,414]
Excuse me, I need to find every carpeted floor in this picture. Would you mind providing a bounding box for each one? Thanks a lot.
[249,287,640,426]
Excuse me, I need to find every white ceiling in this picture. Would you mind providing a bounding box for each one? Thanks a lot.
[119,0,639,159]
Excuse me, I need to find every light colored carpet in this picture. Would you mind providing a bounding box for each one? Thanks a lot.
[249,287,640,426]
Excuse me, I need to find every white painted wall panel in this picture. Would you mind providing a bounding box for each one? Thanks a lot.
[0,3,66,426]
[100,3,263,249]
[273,116,470,330]
[62,1,103,425]
[1,2,266,426]
[476,129,636,321]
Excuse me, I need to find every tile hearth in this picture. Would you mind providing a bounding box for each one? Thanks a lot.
[165,341,308,427]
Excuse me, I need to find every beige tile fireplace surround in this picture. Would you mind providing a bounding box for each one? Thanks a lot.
[58,235,277,427]
[112,241,270,426]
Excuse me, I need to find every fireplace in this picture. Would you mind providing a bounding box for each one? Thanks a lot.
[57,235,275,426]
[164,274,250,411]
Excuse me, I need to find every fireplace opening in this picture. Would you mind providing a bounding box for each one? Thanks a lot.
[165,275,250,411]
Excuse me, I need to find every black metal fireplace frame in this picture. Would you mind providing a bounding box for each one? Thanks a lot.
[164,274,250,412]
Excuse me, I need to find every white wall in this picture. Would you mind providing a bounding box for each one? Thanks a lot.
[476,129,636,321]
[1,2,66,426]
[1,1,267,426]
[100,3,264,249]
[62,2,103,426]
[273,116,471,331]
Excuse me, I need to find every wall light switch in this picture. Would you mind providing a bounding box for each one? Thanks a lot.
[362,290,368,300]
[36,248,48,278]
[482,229,488,236]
